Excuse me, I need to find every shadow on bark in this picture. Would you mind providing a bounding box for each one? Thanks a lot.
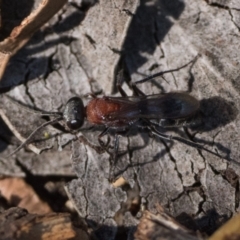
[0,1,97,91]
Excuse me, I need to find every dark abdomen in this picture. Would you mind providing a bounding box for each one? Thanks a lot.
[139,92,199,119]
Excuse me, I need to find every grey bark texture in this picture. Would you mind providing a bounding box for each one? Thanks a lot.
[0,0,240,239]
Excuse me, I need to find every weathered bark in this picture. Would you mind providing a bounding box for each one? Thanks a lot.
[0,0,68,80]
[0,0,240,239]
[0,207,89,240]
[134,209,200,240]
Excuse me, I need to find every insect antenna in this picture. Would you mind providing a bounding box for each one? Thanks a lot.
[7,116,63,157]
[4,95,64,157]
[5,95,62,117]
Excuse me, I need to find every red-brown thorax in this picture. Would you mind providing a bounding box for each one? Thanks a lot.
[86,98,121,125]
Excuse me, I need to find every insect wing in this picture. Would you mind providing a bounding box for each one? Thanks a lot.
[139,92,200,119]
[107,92,199,120]
[103,96,143,120]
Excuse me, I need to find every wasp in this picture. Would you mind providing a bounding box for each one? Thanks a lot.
[6,55,229,166]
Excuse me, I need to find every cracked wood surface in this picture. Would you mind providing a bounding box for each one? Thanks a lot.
[0,0,68,80]
[1,0,240,239]
[134,209,200,240]
[0,207,89,240]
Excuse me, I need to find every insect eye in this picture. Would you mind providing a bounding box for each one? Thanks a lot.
[66,119,83,130]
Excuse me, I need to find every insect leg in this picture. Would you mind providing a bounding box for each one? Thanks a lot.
[112,134,119,162]
[7,117,63,157]
[118,76,146,97]
[98,128,119,180]
[117,85,128,97]
[116,69,146,96]
[109,134,120,181]
[116,69,128,97]
[131,84,146,96]
[149,124,238,164]
[98,127,111,152]
[149,126,172,141]
[134,55,199,86]
[77,135,105,154]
